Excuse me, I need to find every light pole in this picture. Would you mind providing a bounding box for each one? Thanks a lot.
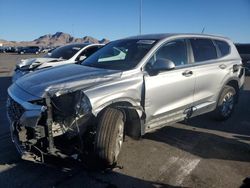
[139,0,142,35]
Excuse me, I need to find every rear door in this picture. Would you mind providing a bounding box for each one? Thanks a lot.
[189,38,230,115]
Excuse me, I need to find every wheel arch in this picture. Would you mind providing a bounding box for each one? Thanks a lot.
[95,100,144,139]
[224,79,240,103]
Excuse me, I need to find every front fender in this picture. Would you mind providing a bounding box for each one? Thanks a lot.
[84,71,144,118]
[91,97,143,117]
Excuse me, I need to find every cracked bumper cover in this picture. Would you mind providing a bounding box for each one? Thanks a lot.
[7,88,45,161]
[7,83,93,162]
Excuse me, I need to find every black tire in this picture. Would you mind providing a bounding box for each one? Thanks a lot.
[95,108,124,165]
[213,85,236,121]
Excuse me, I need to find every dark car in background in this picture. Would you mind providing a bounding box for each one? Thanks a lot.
[235,44,250,75]
[18,46,41,54]
[0,46,6,53]
[0,46,16,53]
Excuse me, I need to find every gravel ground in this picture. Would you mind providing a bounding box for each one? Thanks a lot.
[0,53,250,188]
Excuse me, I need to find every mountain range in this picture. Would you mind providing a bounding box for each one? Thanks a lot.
[0,32,109,47]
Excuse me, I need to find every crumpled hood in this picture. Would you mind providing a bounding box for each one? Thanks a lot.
[15,64,122,98]
[17,57,63,70]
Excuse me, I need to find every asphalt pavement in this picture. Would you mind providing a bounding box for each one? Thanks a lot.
[0,53,250,188]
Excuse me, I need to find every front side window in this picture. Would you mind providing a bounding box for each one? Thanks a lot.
[82,39,157,70]
[76,46,101,61]
[148,39,188,67]
[46,44,87,60]
[190,38,217,62]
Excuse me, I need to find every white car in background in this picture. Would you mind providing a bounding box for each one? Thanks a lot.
[12,43,104,82]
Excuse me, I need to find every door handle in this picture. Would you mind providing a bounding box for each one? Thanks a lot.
[182,70,193,77]
[219,64,227,69]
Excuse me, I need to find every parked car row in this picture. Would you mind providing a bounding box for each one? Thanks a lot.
[0,46,16,53]
[0,46,57,54]
[7,34,245,166]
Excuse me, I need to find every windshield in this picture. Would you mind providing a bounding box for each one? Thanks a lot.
[45,44,87,60]
[82,39,157,70]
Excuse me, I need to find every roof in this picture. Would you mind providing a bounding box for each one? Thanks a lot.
[124,33,230,41]
[63,43,103,48]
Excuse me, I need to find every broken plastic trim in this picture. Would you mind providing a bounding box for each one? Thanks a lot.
[44,92,55,154]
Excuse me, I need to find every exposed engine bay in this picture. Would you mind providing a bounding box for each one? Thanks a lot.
[7,90,94,162]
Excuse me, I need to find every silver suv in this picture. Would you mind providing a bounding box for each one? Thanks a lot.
[7,34,245,165]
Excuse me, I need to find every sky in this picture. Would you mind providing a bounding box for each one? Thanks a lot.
[0,0,249,43]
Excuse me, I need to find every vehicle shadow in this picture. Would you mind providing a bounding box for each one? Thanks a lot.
[0,76,19,165]
[145,125,250,162]
[182,89,250,138]
[0,76,11,99]
[0,76,12,135]
[0,153,183,188]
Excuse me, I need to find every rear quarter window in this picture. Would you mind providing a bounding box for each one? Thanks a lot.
[190,38,217,62]
[214,40,230,57]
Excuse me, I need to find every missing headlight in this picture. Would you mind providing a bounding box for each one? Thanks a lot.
[51,91,81,117]
[50,90,92,138]
[51,91,91,116]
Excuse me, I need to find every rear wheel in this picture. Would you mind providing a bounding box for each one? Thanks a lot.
[213,85,236,120]
[95,108,124,165]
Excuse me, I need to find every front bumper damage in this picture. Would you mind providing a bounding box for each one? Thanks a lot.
[7,93,46,162]
[7,89,92,163]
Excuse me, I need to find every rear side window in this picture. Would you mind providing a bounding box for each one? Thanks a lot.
[214,40,230,57]
[190,39,217,62]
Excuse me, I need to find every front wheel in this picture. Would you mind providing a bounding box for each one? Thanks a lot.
[213,86,236,121]
[94,108,124,165]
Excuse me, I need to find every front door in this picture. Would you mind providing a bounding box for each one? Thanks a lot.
[144,39,195,131]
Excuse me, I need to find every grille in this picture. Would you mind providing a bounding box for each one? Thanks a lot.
[7,96,25,122]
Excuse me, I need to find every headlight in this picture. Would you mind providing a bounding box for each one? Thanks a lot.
[29,63,41,70]
[29,99,45,106]
[18,64,30,71]
[18,62,41,71]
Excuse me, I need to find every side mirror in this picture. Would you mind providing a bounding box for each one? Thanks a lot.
[79,55,87,61]
[150,58,175,73]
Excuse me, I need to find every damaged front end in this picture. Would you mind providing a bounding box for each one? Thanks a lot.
[7,88,93,163]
